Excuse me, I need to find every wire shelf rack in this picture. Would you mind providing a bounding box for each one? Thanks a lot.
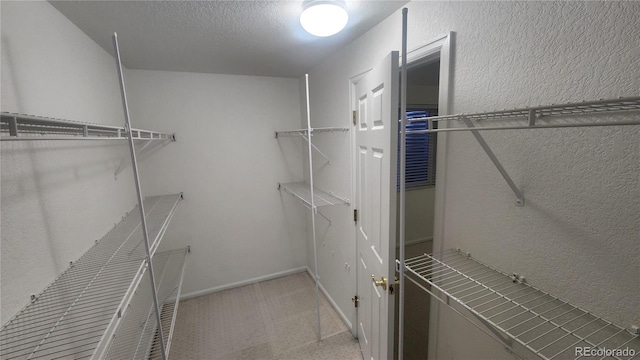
[103,248,188,360]
[275,126,348,164]
[405,249,640,360]
[278,182,350,209]
[0,113,175,141]
[406,96,640,133]
[0,194,182,360]
[274,126,349,138]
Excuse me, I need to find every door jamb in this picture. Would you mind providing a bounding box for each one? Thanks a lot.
[400,31,455,360]
[348,69,369,338]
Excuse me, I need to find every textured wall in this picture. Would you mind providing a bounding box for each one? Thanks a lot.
[306,1,640,358]
[123,69,307,298]
[425,3,640,358]
[1,1,137,323]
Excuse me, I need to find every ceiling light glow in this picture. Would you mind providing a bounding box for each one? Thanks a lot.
[300,0,348,37]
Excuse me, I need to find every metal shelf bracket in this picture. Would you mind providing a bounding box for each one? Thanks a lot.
[301,133,331,164]
[403,96,640,206]
[463,117,525,207]
[275,128,347,164]
[115,139,155,177]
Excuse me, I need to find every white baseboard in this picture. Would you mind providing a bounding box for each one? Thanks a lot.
[178,266,354,333]
[305,267,353,331]
[180,266,307,300]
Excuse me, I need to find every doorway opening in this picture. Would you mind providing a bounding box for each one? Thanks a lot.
[349,32,453,360]
[394,57,440,360]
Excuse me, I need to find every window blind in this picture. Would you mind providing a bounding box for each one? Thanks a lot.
[398,110,437,190]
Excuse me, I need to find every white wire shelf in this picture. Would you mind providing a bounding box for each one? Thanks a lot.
[278,182,350,208]
[0,112,175,141]
[274,126,349,138]
[406,96,640,133]
[405,249,640,360]
[275,127,348,164]
[104,247,188,360]
[0,193,182,360]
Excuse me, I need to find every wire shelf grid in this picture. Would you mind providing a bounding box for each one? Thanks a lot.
[406,97,640,133]
[104,248,188,360]
[0,194,182,360]
[0,113,175,141]
[277,182,350,208]
[274,126,349,138]
[405,249,640,360]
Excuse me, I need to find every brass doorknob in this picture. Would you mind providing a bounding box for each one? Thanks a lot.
[371,274,387,290]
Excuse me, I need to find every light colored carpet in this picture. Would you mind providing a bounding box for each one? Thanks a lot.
[168,272,363,360]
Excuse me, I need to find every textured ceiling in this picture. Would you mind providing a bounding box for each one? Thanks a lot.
[50,0,408,78]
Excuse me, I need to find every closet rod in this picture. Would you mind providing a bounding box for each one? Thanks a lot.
[113,32,167,360]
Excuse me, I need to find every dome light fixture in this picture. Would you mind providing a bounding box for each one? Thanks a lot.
[300,0,349,37]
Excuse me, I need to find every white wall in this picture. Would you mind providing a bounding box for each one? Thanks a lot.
[306,1,640,359]
[1,0,307,322]
[123,69,307,298]
[401,187,435,243]
[1,1,137,323]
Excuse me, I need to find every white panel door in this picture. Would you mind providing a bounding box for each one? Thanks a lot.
[355,51,399,360]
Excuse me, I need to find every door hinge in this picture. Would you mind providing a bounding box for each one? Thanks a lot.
[352,110,357,126]
[389,278,400,295]
[353,209,358,223]
[351,295,359,308]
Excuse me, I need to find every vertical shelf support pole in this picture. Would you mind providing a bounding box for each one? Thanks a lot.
[112,32,168,360]
[398,8,408,360]
[305,74,322,342]
[463,118,525,206]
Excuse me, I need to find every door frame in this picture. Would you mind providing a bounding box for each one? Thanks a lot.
[348,32,454,354]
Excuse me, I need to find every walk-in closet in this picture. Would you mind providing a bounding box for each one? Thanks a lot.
[2,1,639,360]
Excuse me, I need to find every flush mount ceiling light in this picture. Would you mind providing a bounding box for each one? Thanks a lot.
[300,0,349,37]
